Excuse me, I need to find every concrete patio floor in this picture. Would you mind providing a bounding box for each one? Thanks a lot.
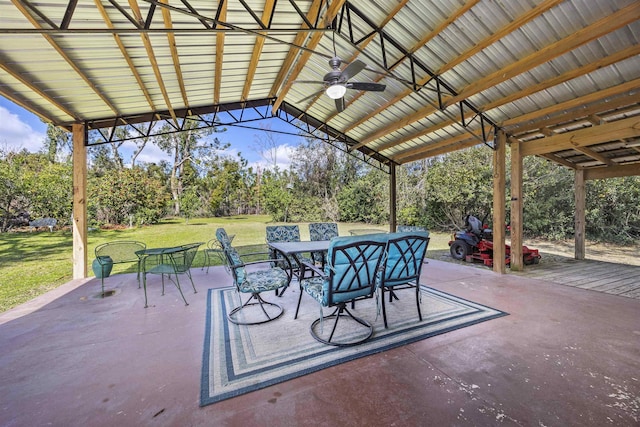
[1,259,638,426]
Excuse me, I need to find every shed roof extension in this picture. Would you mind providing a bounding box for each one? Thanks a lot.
[0,0,639,173]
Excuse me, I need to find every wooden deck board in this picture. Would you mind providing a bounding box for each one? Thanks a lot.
[514,258,640,300]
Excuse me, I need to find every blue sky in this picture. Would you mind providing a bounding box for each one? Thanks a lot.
[0,96,302,170]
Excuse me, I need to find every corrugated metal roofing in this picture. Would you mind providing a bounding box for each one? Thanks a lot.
[0,0,638,170]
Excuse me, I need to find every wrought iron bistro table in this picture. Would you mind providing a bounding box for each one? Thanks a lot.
[267,240,331,293]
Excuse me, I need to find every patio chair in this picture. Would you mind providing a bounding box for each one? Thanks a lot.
[217,228,291,325]
[308,222,339,267]
[202,233,235,273]
[296,234,387,346]
[379,231,430,328]
[139,242,202,308]
[265,224,313,280]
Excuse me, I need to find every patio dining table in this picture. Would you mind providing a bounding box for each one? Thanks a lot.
[267,240,331,294]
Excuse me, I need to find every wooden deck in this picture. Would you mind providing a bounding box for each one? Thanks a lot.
[513,257,640,300]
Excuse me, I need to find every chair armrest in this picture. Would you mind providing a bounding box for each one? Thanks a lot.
[299,260,326,278]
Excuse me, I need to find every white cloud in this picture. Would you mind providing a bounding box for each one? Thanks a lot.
[242,143,295,172]
[126,140,171,164]
[0,106,46,152]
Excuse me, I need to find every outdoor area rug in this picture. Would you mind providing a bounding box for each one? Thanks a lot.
[200,285,507,406]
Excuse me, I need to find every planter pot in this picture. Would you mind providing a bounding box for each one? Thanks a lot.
[92,256,114,278]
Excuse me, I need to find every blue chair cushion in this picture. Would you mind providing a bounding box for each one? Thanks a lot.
[301,276,326,304]
[265,225,301,242]
[309,222,339,241]
[216,228,233,250]
[239,267,289,293]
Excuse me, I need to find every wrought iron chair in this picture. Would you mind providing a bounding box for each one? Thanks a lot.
[379,231,430,328]
[202,233,234,273]
[308,222,339,267]
[297,234,387,347]
[139,242,202,308]
[217,228,291,325]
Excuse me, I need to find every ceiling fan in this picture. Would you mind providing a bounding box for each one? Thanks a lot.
[295,56,386,113]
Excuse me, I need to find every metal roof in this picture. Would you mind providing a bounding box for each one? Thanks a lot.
[1,0,639,172]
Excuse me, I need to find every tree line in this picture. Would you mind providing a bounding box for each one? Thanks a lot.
[1,121,639,244]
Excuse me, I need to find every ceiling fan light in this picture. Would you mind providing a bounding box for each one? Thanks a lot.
[326,84,346,99]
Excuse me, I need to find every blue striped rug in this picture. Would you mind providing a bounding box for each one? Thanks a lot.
[200,285,507,406]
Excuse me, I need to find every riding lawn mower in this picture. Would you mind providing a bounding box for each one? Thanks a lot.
[448,215,541,267]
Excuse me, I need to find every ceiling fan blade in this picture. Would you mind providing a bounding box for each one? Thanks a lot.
[340,60,367,81]
[298,88,325,103]
[335,97,345,113]
[347,82,386,92]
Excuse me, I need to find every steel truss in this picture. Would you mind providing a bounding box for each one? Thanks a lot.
[84,98,393,173]
[335,2,497,148]
[6,0,330,34]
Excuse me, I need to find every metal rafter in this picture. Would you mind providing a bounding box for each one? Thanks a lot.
[331,1,497,150]
[82,98,392,172]
[276,102,392,172]
[343,0,560,135]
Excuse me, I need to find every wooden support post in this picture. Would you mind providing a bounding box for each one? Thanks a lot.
[510,140,524,271]
[575,169,586,260]
[493,131,506,274]
[72,123,87,279]
[389,163,397,232]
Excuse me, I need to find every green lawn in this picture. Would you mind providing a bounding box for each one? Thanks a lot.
[0,216,452,313]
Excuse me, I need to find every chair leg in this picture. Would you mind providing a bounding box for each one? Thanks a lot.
[294,283,304,319]
[171,274,189,306]
[201,250,207,272]
[309,304,373,347]
[143,272,149,308]
[415,284,422,321]
[185,269,197,293]
[382,287,389,329]
[381,285,422,328]
[227,292,284,325]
